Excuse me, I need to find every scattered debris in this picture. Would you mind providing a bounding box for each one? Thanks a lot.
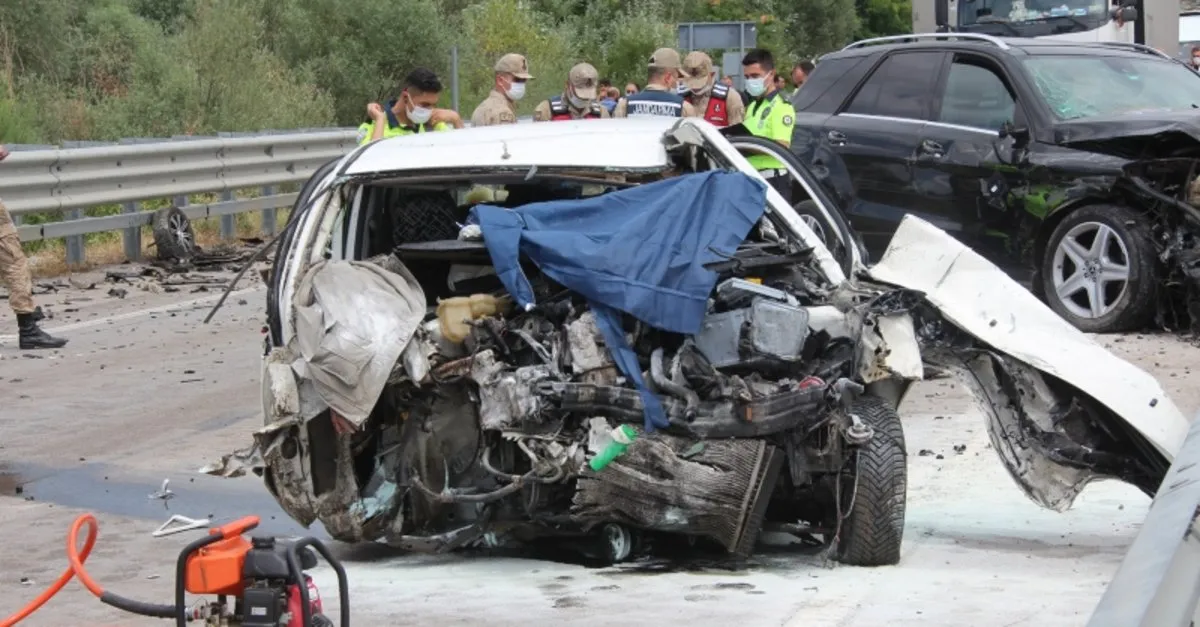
[107,288,128,299]
[152,514,210,537]
[148,479,174,509]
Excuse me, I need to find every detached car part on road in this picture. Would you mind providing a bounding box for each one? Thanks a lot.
[793,34,1200,333]
[208,118,1190,568]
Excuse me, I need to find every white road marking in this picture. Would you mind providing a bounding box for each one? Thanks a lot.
[0,287,263,342]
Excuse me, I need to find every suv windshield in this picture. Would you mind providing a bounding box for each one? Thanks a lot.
[1022,55,1200,120]
[957,0,1107,28]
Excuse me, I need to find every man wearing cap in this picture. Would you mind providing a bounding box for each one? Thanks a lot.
[472,53,533,126]
[613,48,696,118]
[680,51,744,127]
[533,62,609,121]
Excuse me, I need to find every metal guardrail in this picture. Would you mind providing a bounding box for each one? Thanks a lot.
[1087,412,1200,627]
[0,129,359,263]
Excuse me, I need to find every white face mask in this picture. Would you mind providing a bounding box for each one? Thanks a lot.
[745,77,767,97]
[568,93,589,109]
[408,102,433,124]
[506,80,526,101]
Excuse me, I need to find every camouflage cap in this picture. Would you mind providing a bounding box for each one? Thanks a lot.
[495,53,533,79]
[648,47,683,73]
[568,62,599,100]
[681,51,714,90]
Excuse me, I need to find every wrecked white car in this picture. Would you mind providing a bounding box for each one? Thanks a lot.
[213,118,1190,568]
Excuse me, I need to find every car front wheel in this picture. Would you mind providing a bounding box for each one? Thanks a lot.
[1040,204,1157,333]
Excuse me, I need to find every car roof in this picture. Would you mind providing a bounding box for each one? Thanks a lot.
[824,35,1170,62]
[345,117,678,176]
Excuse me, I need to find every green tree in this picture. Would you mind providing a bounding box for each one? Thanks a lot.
[855,0,913,39]
[458,0,577,116]
[266,0,454,126]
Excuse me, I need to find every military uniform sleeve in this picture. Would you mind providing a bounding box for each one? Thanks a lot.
[356,122,373,145]
[599,105,611,118]
[726,90,746,126]
[470,103,487,127]
[770,99,796,146]
[685,101,699,118]
[533,100,551,122]
[612,98,627,118]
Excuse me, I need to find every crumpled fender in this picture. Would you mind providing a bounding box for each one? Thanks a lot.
[866,215,1190,507]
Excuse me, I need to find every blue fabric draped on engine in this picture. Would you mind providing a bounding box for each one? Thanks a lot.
[468,170,768,431]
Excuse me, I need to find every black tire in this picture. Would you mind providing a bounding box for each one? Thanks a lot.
[793,200,834,249]
[837,395,907,567]
[1039,204,1157,333]
[152,206,196,261]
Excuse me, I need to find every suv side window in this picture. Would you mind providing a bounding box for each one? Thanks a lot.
[937,59,1016,130]
[793,56,872,113]
[844,51,944,120]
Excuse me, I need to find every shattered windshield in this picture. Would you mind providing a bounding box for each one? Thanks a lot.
[1022,55,1200,120]
[956,0,1107,29]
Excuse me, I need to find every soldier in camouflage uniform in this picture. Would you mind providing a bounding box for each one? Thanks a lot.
[0,146,68,349]
[471,53,533,126]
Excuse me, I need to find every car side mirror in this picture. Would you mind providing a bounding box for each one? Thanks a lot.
[998,121,1031,147]
[935,0,950,27]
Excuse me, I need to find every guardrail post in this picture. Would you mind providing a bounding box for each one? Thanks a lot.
[65,209,84,266]
[220,190,235,240]
[261,186,277,237]
[122,201,141,261]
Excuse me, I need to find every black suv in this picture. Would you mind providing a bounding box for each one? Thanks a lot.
[790,34,1200,333]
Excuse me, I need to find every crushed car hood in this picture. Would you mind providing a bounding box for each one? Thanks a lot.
[1053,110,1200,158]
[867,216,1190,508]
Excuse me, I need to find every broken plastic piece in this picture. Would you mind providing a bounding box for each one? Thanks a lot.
[436,294,510,343]
[590,424,638,472]
[152,514,211,537]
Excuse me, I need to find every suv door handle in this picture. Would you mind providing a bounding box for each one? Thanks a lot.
[919,139,945,158]
[827,130,847,146]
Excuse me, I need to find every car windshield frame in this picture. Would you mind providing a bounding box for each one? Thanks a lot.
[1021,53,1200,121]
[956,0,1108,30]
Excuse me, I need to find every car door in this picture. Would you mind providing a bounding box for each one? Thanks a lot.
[822,50,948,254]
[915,53,1030,273]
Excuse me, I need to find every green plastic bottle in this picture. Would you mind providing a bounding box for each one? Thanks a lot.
[589,424,639,472]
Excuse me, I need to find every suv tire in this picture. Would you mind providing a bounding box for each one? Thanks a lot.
[1040,204,1157,333]
[837,395,907,567]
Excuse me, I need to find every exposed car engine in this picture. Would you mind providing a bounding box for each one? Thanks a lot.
[309,234,898,565]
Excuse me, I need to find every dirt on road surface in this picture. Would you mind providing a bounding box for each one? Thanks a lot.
[1,276,1197,627]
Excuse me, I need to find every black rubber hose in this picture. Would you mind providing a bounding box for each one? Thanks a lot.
[100,592,178,619]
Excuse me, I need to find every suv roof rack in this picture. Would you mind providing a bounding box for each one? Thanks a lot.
[842,33,1011,51]
[1095,41,1173,60]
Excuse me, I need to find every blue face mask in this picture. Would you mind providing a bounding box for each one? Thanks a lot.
[745,77,767,97]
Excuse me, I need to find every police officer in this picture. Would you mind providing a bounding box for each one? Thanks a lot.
[358,68,461,145]
[680,51,744,127]
[0,146,67,349]
[741,48,796,203]
[471,53,533,126]
[613,48,696,118]
[533,62,610,121]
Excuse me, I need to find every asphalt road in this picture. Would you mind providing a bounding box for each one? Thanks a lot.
[1,271,1198,626]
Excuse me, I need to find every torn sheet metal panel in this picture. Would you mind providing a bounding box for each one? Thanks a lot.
[867,215,1190,462]
[289,259,426,426]
[857,312,923,383]
[957,352,1100,512]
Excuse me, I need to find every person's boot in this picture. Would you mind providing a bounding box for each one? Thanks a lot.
[17,313,67,350]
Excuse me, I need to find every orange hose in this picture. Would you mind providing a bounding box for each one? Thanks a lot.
[0,514,104,627]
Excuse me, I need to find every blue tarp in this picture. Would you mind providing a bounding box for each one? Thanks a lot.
[469,170,768,431]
